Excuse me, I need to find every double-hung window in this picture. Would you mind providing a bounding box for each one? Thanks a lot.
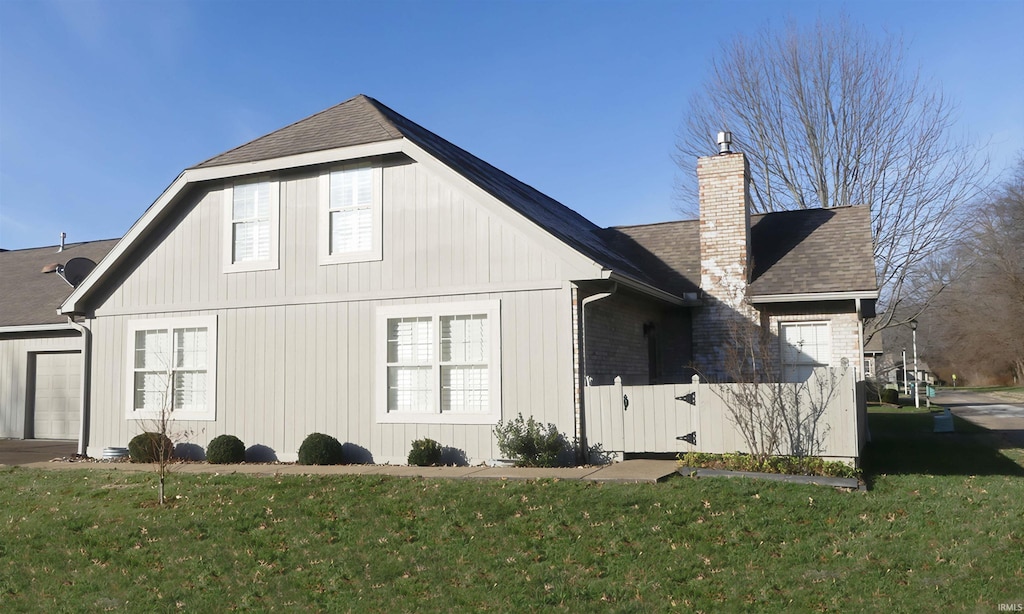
[319,165,382,264]
[779,321,831,383]
[126,316,218,421]
[224,180,279,272]
[377,301,501,424]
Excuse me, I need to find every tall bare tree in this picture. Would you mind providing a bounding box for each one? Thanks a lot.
[676,16,988,338]
[916,158,1024,384]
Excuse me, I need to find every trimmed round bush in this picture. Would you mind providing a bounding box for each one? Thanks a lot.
[407,438,442,466]
[128,432,174,463]
[881,388,899,405]
[297,432,345,465]
[206,434,246,464]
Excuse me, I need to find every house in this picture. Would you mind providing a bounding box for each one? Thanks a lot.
[0,239,118,448]
[52,95,877,464]
[863,334,885,381]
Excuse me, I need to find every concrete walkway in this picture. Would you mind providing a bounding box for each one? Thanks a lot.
[8,455,679,484]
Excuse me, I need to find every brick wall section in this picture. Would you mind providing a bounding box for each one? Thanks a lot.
[583,292,692,386]
[692,152,759,379]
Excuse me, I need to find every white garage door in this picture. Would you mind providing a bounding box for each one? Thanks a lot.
[33,352,81,440]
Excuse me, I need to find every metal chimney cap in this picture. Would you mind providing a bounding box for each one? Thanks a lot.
[717,131,732,154]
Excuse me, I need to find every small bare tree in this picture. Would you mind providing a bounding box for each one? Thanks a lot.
[134,351,193,506]
[708,313,842,461]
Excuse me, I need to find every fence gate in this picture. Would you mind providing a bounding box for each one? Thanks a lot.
[584,376,700,454]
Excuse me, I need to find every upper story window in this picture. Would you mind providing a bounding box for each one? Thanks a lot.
[319,165,383,264]
[223,180,279,272]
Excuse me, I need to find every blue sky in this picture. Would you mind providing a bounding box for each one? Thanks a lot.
[1,0,1021,250]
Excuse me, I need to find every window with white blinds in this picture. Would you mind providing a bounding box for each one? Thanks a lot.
[224,180,279,272]
[126,316,218,421]
[378,302,501,424]
[779,321,831,383]
[320,166,382,264]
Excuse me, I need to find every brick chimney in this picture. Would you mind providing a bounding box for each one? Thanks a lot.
[692,137,760,378]
[697,148,751,305]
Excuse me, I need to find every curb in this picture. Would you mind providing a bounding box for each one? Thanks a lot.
[677,466,864,491]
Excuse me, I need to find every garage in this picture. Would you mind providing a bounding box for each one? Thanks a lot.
[32,351,81,440]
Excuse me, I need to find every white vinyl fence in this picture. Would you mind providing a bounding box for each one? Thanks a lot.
[584,369,866,464]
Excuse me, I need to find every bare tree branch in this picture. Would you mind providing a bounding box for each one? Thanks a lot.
[675,15,989,338]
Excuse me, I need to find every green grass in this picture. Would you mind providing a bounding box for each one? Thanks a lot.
[2,413,1022,612]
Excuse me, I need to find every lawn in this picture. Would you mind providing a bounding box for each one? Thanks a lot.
[1,409,1022,612]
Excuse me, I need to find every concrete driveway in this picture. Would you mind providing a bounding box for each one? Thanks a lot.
[0,439,77,465]
[934,389,1024,447]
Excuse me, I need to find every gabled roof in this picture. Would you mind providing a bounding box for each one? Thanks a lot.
[191,96,403,168]
[605,205,876,299]
[63,96,679,314]
[748,206,876,296]
[0,239,118,328]
[190,95,662,292]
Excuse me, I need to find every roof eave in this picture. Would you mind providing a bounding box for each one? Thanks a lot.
[604,271,698,306]
[748,290,879,304]
[60,138,407,315]
[0,323,77,334]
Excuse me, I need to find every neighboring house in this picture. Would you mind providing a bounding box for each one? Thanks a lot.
[863,334,885,381]
[55,95,877,464]
[0,239,118,448]
[890,361,938,388]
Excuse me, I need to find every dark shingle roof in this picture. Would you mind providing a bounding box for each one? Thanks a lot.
[191,95,663,291]
[0,240,119,327]
[191,96,403,168]
[186,94,875,300]
[606,206,876,297]
[599,221,701,296]
[748,206,876,295]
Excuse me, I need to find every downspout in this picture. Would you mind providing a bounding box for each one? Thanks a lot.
[855,297,867,453]
[578,282,617,463]
[66,316,91,456]
[855,298,865,381]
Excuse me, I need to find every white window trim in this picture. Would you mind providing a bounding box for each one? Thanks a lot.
[319,165,383,265]
[376,300,501,425]
[779,320,832,382]
[222,179,280,273]
[125,315,218,422]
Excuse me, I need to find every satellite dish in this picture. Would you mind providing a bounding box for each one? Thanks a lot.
[61,257,97,287]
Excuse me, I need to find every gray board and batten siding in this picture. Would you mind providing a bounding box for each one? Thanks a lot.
[84,154,602,463]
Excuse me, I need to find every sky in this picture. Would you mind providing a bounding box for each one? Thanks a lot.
[1,0,1022,251]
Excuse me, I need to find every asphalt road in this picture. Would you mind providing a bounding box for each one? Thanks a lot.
[934,389,1024,447]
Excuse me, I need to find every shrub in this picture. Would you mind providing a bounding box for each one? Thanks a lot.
[881,388,900,405]
[493,414,569,467]
[128,432,174,463]
[677,451,861,479]
[206,434,246,464]
[297,432,345,465]
[407,438,443,466]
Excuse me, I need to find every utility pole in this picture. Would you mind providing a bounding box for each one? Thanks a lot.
[911,320,920,409]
